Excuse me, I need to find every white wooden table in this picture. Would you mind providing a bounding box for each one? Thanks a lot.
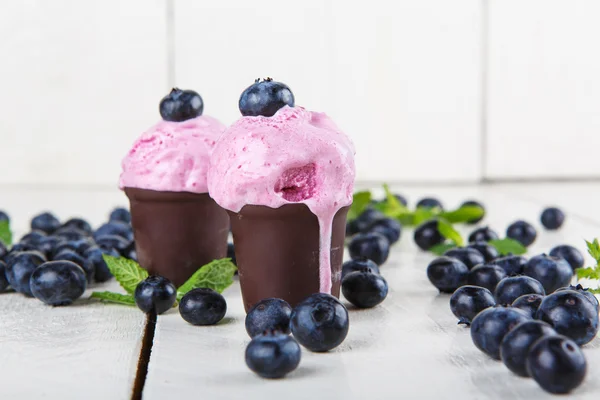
[1,183,599,399]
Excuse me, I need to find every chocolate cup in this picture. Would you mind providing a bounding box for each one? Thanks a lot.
[229,204,349,312]
[125,188,229,287]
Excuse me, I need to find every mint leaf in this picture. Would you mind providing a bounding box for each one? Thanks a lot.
[177,258,237,300]
[577,267,600,281]
[585,239,600,264]
[347,191,372,221]
[375,184,409,218]
[102,255,148,294]
[440,206,484,224]
[0,220,12,247]
[429,243,457,256]
[588,288,600,295]
[413,208,436,226]
[91,291,136,306]
[488,238,527,256]
[437,219,464,247]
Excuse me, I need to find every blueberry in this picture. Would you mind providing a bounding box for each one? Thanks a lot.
[30,261,87,306]
[30,212,61,234]
[467,264,507,293]
[52,228,88,242]
[348,232,390,265]
[500,320,556,377]
[245,331,301,379]
[541,207,565,230]
[523,254,573,293]
[468,226,499,243]
[342,270,388,308]
[0,260,9,292]
[95,234,132,256]
[466,241,499,262]
[134,276,177,315]
[366,217,402,244]
[109,207,131,224]
[555,284,599,312]
[443,247,485,270]
[36,236,62,258]
[53,249,85,266]
[159,88,203,122]
[239,78,294,117]
[20,230,48,245]
[53,238,94,258]
[0,210,9,223]
[426,256,469,293]
[506,220,537,247]
[126,248,138,262]
[245,298,292,337]
[227,242,237,266]
[460,200,486,224]
[179,288,227,325]
[414,219,444,251]
[84,246,120,283]
[346,208,383,237]
[416,197,444,210]
[511,294,545,318]
[5,251,45,296]
[495,276,545,305]
[290,293,349,352]
[526,336,587,394]
[60,218,93,235]
[549,245,584,271]
[536,290,599,346]
[0,241,7,260]
[470,305,532,359]
[450,285,496,325]
[490,255,528,276]
[341,258,380,280]
[94,221,134,241]
[4,245,45,266]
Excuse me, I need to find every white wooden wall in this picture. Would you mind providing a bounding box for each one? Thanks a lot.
[0,0,598,186]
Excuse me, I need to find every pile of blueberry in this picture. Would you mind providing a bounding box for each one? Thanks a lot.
[423,205,595,394]
[0,208,134,306]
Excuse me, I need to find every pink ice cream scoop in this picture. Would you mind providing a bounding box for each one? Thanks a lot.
[120,115,225,193]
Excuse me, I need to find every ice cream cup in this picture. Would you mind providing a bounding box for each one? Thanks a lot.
[125,187,229,287]
[229,204,349,311]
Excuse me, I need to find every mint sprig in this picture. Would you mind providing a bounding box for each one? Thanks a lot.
[102,255,148,294]
[576,240,600,292]
[176,258,237,300]
[347,191,372,222]
[439,206,484,224]
[437,219,464,247]
[0,220,13,247]
[488,238,527,256]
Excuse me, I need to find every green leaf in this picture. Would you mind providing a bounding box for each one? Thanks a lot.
[177,258,237,300]
[413,208,437,226]
[0,220,12,247]
[102,255,148,294]
[488,238,527,256]
[375,184,409,218]
[437,219,464,247]
[587,288,600,295]
[347,191,372,221]
[577,267,600,281]
[585,239,600,264]
[91,291,136,306]
[440,206,484,224]
[429,243,458,256]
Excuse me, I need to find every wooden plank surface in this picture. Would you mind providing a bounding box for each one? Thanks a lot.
[143,183,600,400]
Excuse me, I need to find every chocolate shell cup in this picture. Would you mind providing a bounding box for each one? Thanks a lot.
[125,188,229,287]
[228,204,349,312]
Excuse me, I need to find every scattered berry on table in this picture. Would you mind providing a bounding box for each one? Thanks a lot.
[109,207,131,224]
[95,234,132,256]
[500,320,556,377]
[367,217,402,244]
[536,290,599,346]
[416,197,444,210]
[414,219,444,251]
[52,227,89,241]
[30,212,61,234]
[53,250,86,271]
[341,258,380,280]
[94,221,134,241]
[84,245,120,282]
[467,264,507,293]
[30,261,87,306]
[450,285,496,325]
[134,275,177,315]
[5,251,45,296]
[494,276,545,305]
[426,256,469,293]
[239,78,294,117]
[20,230,47,246]
[342,270,388,308]
[540,207,565,230]
[245,298,292,337]
[0,260,9,292]
[555,284,599,312]
[443,247,485,270]
[511,294,545,318]
[526,335,587,394]
[490,255,528,276]
[506,220,537,247]
[470,305,532,360]
[523,254,573,293]
[60,218,93,235]
[346,208,384,237]
[466,241,499,262]
[245,331,301,379]
[460,200,486,224]
[36,236,62,258]
[549,245,584,271]
[159,88,204,122]
[468,226,499,243]
[179,288,227,325]
[290,293,349,352]
[348,232,390,265]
